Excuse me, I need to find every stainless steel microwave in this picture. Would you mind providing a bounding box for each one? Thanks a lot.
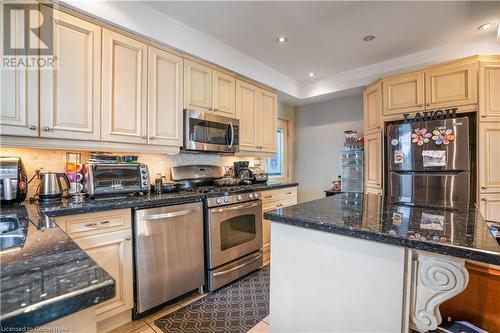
[183,109,239,153]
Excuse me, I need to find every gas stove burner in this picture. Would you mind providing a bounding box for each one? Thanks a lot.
[186,184,257,195]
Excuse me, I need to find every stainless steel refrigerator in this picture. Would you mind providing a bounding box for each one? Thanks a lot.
[386,117,470,208]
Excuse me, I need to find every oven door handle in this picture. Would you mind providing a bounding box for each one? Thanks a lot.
[212,252,262,277]
[140,209,198,221]
[228,122,234,149]
[211,201,260,213]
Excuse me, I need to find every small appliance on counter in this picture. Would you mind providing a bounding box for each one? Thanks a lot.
[37,171,70,203]
[0,157,28,204]
[248,167,268,183]
[84,163,150,198]
[233,161,252,185]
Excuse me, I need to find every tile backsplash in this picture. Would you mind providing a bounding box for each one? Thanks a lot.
[0,147,264,197]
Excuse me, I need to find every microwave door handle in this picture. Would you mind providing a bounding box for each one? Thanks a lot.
[228,122,234,148]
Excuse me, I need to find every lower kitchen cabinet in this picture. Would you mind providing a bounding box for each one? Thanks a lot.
[261,187,298,265]
[479,194,500,221]
[54,209,133,332]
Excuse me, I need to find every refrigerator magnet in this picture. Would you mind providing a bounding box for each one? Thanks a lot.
[420,212,445,231]
[391,139,399,146]
[394,150,404,164]
[422,150,447,167]
[392,212,403,225]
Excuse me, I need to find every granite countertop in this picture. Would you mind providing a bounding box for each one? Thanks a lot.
[264,193,500,265]
[0,203,115,329]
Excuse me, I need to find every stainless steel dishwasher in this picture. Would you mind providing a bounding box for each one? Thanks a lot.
[134,201,204,314]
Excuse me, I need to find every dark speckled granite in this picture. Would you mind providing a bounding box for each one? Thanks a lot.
[264,193,500,265]
[0,203,115,330]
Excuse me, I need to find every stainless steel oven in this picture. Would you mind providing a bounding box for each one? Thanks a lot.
[183,109,239,153]
[206,192,263,291]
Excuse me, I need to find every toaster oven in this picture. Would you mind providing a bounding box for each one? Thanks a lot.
[84,163,150,198]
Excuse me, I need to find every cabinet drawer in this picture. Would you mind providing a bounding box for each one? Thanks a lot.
[55,209,132,238]
[261,191,279,203]
[263,200,279,212]
[279,187,297,202]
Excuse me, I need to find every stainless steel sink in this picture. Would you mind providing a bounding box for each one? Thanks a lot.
[0,217,27,253]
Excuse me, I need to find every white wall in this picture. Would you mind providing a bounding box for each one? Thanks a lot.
[295,95,364,202]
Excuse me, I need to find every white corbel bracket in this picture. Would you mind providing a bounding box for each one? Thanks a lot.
[410,251,469,332]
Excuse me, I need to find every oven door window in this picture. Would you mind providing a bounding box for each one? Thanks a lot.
[93,166,140,190]
[189,119,230,145]
[220,214,256,251]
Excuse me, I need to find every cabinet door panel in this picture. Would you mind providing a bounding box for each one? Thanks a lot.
[184,60,211,111]
[75,229,133,320]
[383,72,424,116]
[364,131,382,189]
[260,89,277,153]
[479,123,500,193]
[213,70,235,117]
[364,82,382,133]
[425,62,477,109]
[479,194,500,222]
[479,62,500,121]
[0,3,38,136]
[40,8,101,140]
[148,47,183,146]
[236,80,259,150]
[102,29,147,144]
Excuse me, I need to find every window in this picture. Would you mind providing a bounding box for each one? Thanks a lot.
[267,119,289,181]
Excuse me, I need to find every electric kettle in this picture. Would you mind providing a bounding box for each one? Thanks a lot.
[38,171,70,203]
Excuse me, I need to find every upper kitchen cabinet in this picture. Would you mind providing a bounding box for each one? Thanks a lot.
[424,61,478,110]
[479,122,500,194]
[147,46,183,146]
[236,79,277,154]
[212,70,236,117]
[382,72,425,116]
[479,61,500,121]
[40,7,102,140]
[363,81,383,133]
[364,131,383,190]
[184,59,212,111]
[101,29,148,144]
[0,3,38,137]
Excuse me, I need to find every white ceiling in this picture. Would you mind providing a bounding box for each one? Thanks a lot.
[143,1,500,84]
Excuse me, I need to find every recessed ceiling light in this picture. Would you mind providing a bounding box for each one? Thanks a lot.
[308,72,315,78]
[276,36,288,43]
[363,35,376,42]
[477,22,496,31]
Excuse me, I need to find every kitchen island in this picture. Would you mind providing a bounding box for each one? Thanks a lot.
[264,193,500,333]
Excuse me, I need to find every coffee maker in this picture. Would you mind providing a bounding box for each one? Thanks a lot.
[233,161,252,185]
[0,157,28,204]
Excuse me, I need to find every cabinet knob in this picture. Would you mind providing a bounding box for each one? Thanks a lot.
[426,103,431,107]
[149,136,155,140]
[208,107,213,111]
[481,115,487,118]
[481,186,487,189]
[125,236,131,241]
[481,198,487,201]
[142,135,147,139]
[213,108,218,112]
[42,126,50,131]
[29,124,36,130]
[418,104,423,108]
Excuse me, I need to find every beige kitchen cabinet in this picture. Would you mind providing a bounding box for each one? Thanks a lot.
[382,72,425,116]
[40,7,101,140]
[101,28,148,144]
[184,59,212,111]
[236,79,277,154]
[424,61,478,109]
[363,81,383,133]
[0,3,38,137]
[364,131,383,190]
[212,70,236,117]
[479,194,500,222]
[55,209,133,331]
[479,61,500,121]
[147,46,183,146]
[261,187,298,265]
[479,122,500,194]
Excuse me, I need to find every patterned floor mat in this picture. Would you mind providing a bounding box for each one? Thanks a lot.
[154,266,269,333]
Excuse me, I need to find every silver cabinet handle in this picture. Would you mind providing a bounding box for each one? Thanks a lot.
[42,126,50,131]
[263,195,273,199]
[84,220,110,227]
[481,115,487,118]
[149,136,155,140]
[213,253,262,277]
[29,125,36,130]
[141,209,199,221]
[125,235,131,241]
[285,192,293,195]
[211,201,260,213]
[142,135,147,139]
